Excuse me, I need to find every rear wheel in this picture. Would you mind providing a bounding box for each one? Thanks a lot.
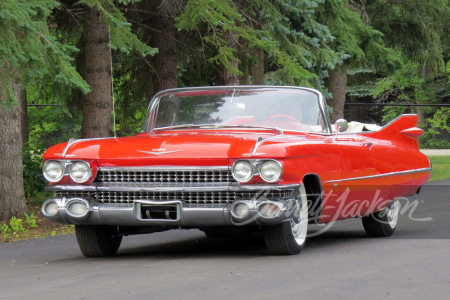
[362,199,400,237]
[75,225,122,257]
[262,185,308,255]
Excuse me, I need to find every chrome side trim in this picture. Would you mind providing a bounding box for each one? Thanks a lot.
[62,137,113,157]
[97,183,300,192]
[324,167,432,184]
[97,185,233,192]
[381,113,417,128]
[98,166,229,172]
[98,182,231,188]
[46,183,300,192]
[46,185,97,191]
[62,138,77,157]
[251,135,309,156]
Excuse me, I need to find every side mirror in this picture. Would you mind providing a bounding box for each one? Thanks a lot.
[335,119,348,133]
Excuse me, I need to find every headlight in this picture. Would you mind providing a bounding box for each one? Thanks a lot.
[232,160,253,182]
[260,160,282,182]
[69,161,92,183]
[43,161,64,182]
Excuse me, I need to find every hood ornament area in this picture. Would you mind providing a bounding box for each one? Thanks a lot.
[137,149,183,156]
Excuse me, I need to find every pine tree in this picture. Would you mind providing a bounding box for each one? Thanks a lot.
[315,0,391,122]
[176,0,339,86]
[0,0,89,220]
[77,0,157,138]
[365,0,449,125]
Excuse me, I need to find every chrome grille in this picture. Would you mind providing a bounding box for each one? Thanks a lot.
[56,190,295,205]
[96,169,235,184]
[55,191,96,199]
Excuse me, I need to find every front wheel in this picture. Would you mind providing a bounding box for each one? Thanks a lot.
[262,185,308,255]
[75,225,122,257]
[362,199,400,237]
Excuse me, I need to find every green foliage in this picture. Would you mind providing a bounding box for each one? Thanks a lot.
[419,108,450,149]
[27,106,82,148]
[316,0,384,66]
[0,213,39,239]
[9,217,26,237]
[24,213,38,228]
[447,60,450,79]
[176,0,253,76]
[427,108,450,135]
[371,53,449,148]
[176,0,340,87]
[0,0,90,100]
[372,58,428,103]
[22,148,48,199]
[111,61,151,136]
[365,0,449,79]
[1,223,12,238]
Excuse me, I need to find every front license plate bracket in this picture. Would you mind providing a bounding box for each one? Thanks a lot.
[134,200,182,222]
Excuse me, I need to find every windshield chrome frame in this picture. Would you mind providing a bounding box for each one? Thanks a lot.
[141,86,332,135]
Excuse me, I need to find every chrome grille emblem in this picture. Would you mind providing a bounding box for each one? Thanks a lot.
[137,149,183,155]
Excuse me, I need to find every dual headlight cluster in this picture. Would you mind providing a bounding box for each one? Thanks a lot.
[43,160,92,183]
[232,160,282,183]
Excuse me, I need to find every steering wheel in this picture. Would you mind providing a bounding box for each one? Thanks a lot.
[265,114,300,122]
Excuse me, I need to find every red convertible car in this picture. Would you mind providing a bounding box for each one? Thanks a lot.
[41,86,431,257]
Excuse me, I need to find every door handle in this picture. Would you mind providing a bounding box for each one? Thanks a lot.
[362,142,373,150]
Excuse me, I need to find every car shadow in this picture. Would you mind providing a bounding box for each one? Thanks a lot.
[113,226,369,259]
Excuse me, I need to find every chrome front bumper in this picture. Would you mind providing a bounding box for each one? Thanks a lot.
[41,193,300,227]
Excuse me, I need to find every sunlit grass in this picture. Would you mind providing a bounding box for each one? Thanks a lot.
[428,156,450,182]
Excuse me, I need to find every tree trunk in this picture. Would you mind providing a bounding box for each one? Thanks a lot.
[328,67,348,123]
[416,106,424,126]
[250,49,265,85]
[238,39,249,85]
[239,55,249,85]
[151,2,178,93]
[19,89,28,145]
[216,31,239,85]
[0,77,28,221]
[81,6,113,138]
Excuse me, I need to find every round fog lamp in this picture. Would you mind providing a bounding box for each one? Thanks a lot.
[232,202,250,218]
[66,200,89,217]
[69,161,92,183]
[258,203,281,218]
[260,160,282,182]
[43,161,64,182]
[43,201,59,217]
[232,161,253,182]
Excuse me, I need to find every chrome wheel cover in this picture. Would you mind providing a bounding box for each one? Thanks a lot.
[386,199,400,229]
[291,186,308,245]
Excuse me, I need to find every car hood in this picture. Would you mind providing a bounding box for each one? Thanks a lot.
[45,131,307,167]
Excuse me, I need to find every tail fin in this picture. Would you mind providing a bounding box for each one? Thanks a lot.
[362,114,422,147]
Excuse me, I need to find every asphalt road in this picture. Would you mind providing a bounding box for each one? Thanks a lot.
[1,180,449,300]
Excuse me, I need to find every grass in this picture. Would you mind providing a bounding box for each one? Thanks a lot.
[428,155,450,182]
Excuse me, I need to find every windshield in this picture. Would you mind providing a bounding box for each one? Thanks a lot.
[142,87,328,134]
